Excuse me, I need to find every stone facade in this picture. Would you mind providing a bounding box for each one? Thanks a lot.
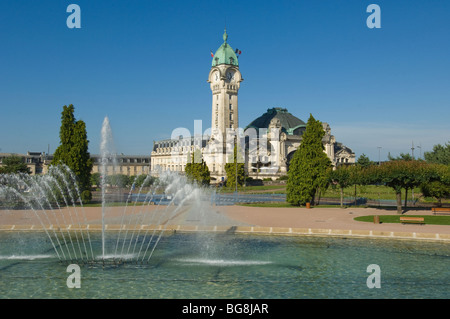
[0,152,151,177]
[208,64,242,134]
[150,30,356,182]
[150,137,207,173]
[90,154,151,176]
[0,152,50,175]
[243,109,355,180]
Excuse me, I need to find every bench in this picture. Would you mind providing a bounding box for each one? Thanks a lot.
[432,207,450,215]
[400,217,425,225]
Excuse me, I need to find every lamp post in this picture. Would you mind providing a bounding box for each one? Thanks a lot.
[235,135,238,194]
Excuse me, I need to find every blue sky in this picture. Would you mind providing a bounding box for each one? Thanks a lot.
[0,0,449,161]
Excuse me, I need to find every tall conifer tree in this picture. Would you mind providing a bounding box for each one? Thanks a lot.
[185,149,210,186]
[52,104,93,195]
[225,142,246,189]
[287,114,331,206]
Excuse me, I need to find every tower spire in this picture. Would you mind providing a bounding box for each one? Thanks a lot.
[223,28,228,43]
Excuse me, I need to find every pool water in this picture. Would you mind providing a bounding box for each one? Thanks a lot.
[0,231,449,299]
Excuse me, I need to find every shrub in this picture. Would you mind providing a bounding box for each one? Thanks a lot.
[81,190,92,204]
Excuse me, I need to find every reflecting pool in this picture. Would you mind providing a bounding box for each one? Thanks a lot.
[0,232,449,299]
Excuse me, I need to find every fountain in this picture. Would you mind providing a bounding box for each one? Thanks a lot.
[0,116,225,266]
[1,117,449,299]
[0,165,94,263]
[100,116,115,261]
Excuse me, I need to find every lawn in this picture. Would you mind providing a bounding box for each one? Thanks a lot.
[238,202,369,208]
[354,215,450,226]
[322,185,422,201]
[219,185,286,194]
[80,201,147,207]
[238,202,296,208]
[228,183,447,204]
[222,184,417,199]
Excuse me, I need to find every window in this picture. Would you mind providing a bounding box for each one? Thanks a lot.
[229,104,232,110]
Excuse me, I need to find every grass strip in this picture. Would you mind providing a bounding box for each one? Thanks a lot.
[354,215,450,226]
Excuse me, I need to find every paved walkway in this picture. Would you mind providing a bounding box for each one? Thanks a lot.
[0,205,449,241]
[221,206,450,234]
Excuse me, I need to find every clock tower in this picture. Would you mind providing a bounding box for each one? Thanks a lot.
[207,29,243,138]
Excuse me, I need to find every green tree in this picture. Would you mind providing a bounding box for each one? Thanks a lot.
[420,164,450,206]
[424,142,450,166]
[52,104,93,198]
[367,160,430,213]
[0,155,31,174]
[356,153,374,168]
[329,166,359,208]
[133,174,156,188]
[90,172,101,187]
[106,174,131,188]
[185,150,211,186]
[388,152,413,161]
[225,142,245,189]
[287,114,331,206]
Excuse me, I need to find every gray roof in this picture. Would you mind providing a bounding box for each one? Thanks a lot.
[334,142,354,155]
[152,135,209,152]
[245,107,306,136]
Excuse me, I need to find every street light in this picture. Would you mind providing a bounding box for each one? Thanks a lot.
[235,135,238,194]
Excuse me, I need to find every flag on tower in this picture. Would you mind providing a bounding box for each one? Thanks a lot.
[235,48,242,55]
[210,50,214,57]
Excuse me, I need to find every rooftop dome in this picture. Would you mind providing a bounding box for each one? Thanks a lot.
[245,108,306,135]
[212,29,239,67]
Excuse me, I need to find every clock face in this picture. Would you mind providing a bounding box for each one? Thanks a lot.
[226,71,234,81]
[214,71,219,82]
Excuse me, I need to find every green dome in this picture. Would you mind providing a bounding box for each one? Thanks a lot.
[245,108,306,136]
[212,30,239,67]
